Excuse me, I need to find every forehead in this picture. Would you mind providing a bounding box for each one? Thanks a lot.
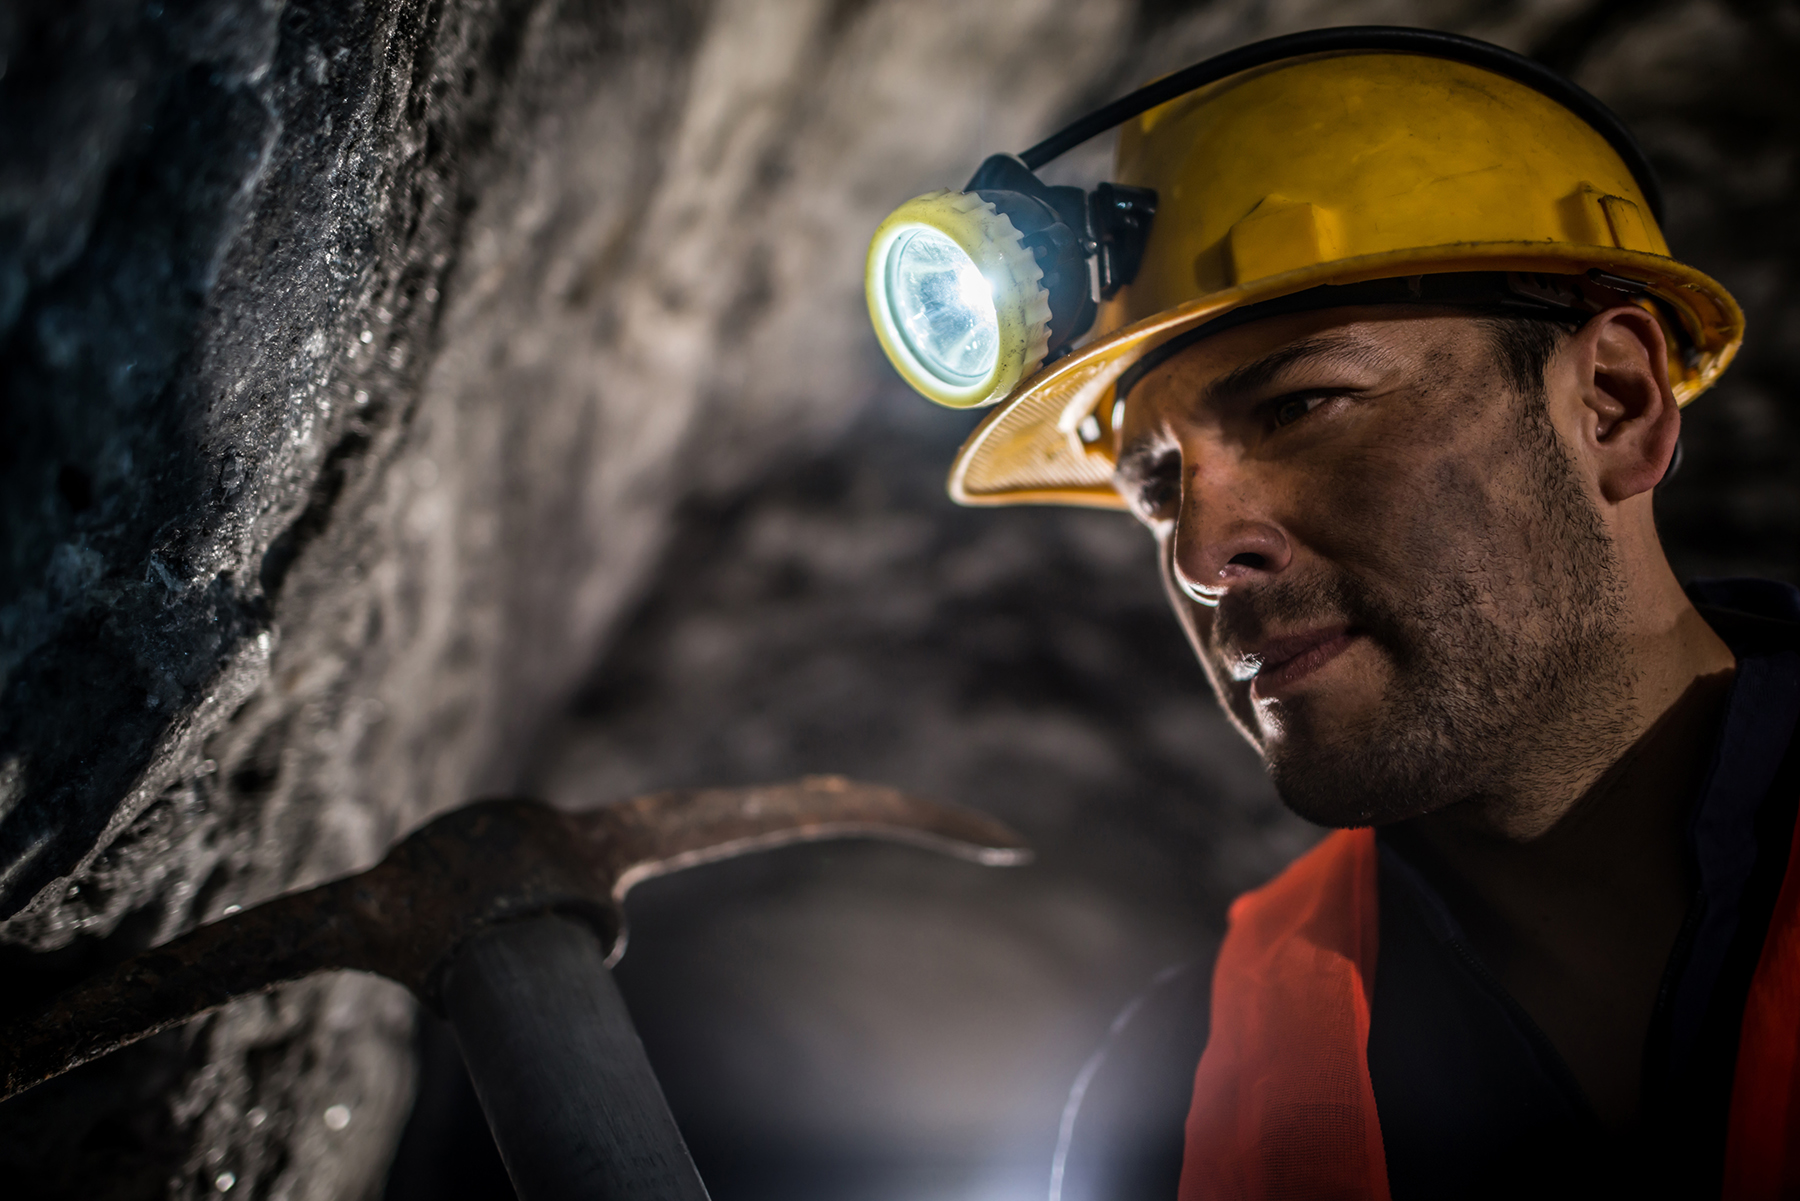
[1121,307,1491,432]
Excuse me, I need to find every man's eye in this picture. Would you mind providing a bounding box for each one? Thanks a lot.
[1132,455,1181,521]
[1270,393,1329,428]
[1138,475,1179,519]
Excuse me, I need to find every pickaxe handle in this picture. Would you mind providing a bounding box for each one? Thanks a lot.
[445,915,709,1201]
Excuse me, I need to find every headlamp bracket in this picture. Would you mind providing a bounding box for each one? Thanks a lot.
[1090,183,1157,299]
[963,154,1156,358]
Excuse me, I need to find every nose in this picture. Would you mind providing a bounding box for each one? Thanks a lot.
[1169,461,1293,606]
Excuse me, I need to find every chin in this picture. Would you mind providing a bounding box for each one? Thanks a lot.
[1261,724,1455,829]
[1274,785,1434,829]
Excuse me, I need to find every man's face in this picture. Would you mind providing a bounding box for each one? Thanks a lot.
[1113,308,1630,828]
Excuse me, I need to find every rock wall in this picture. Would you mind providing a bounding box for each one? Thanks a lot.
[1,0,1794,1198]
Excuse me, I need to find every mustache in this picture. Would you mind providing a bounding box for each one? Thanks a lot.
[1210,570,1385,663]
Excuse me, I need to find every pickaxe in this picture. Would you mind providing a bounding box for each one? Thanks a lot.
[0,776,1029,1200]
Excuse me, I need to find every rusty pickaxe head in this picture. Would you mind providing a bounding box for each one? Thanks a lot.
[0,776,1028,1105]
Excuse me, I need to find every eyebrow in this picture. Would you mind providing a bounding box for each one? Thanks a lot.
[1200,332,1397,411]
[1113,332,1397,486]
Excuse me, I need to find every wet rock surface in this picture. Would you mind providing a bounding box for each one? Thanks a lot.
[1,0,1795,1198]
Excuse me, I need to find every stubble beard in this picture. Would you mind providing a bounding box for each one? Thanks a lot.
[1222,399,1636,829]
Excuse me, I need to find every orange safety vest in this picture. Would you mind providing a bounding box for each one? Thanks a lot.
[1178,822,1800,1201]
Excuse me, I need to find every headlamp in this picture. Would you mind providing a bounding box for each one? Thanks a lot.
[865,189,1047,408]
[866,155,1154,409]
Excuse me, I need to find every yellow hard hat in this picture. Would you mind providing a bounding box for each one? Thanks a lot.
[864,28,1743,511]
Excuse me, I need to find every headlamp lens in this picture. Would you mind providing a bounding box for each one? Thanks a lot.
[886,228,999,385]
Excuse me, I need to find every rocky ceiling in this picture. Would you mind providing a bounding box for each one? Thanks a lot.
[1,0,1795,1198]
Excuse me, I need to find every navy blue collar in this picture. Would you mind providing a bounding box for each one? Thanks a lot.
[1660,579,1800,1073]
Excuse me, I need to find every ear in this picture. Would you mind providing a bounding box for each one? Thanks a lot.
[1562,306,1681,504]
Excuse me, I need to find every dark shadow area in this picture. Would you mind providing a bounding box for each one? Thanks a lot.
[385,1019,515,1201]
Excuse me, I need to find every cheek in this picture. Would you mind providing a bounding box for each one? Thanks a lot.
[1292,391,1516,576]
[1286,447,1437,573]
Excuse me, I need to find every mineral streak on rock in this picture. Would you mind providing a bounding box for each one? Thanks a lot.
[0,0,1794,1197]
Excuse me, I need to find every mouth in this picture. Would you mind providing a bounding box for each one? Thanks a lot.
[1237,627,1357,701]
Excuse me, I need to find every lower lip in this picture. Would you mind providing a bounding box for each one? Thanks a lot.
[1249,632,1357,701]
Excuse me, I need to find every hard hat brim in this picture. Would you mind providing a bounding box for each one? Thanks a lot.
[946,242,1743,510]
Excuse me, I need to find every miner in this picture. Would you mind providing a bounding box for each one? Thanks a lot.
[865,27,1799,1199]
